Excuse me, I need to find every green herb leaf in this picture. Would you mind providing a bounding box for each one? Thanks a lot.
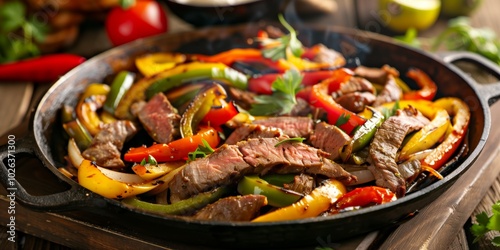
[249,68,303,116]
[260,14,303,61]
[188,139,215,162]
[147,155,158,165]
[275,137,305,147]
[0,1,26,33]
[471,201,500,245]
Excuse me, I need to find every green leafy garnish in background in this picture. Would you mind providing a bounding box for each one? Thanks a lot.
[471,201,500,246]
[432,17,500,65]
[260,14,304,61]
[249,68,303,116]
[0,1,49,63]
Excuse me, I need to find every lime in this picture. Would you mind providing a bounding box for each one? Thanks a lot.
[378,0,441,33]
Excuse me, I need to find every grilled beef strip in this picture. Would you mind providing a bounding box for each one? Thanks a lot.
[354,65,399,85]
[253,116,314,138]
[309,122,351,161]
[334,76,375,98]
[138,93,180,144]
[225,123,286,145]
[368,107,430,197]
[169,137,355,202]
[335,91,376,113]
[283,173,315,195]
[192,194,268,221]
[82,120,137,168]
[312,44,346,68]
[227,87,256,111]
[372,74,402,107]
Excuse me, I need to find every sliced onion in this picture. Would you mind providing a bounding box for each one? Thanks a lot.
[132,161,185,181]
[67,138,85,169]
[97,166,145,184]
[146,164,186,195]
[347,169,375,186]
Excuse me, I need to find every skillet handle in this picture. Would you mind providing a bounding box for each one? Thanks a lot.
[0,133,102,211]
[435,51,500,106]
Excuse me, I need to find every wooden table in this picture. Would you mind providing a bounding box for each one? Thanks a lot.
[1,0,500,249]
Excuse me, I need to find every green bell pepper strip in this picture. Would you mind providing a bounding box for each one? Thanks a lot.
[121,186,229,216]
[63,119,92,151]
[261,174,296,187]
[340,107,385,162]
[146,63,248,99]
[180,83,227,138]
[104,71,135,114]
[237,175,303,207]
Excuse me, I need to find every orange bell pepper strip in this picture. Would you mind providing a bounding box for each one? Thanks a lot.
[124,126,220,162]
[309,68,366,135]
[421,97,470,170]
[402,68,438,101]
[193,48,265,66]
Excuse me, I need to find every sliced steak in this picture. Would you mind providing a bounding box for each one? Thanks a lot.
[283,174,315,195]
[192,195,268,221]
[335,91,376,113]
[354,65,399,85]
[228,87,256,110]
[253,116,314,138]
[169,137,355,202]
[373,74,402,107]
[138,93,180,144]
[335,76,374,97]
[225,123,285,145]
[309,122,351,161]
[312,44,346,68]
[82,120,137,168]
[170,144,250,203]
[368,107,429,197]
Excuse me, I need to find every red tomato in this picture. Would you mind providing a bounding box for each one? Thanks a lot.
[105,0,168,46]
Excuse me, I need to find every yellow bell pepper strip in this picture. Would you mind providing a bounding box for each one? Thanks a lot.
[135,53,186,77]
[122,186,229,215]
[309,68,366,135]
[79,83,110,101]
[402,68,438,101]
[77,159,160,199]
[114,62,246,119]
[340,107,385,162]
[145,164,187,196]
[145,62,248,99]
[180,83,227,138]
[237,175,303,207]
[329,186,396,213]
[252,179,346,222]
[277,48,337,71]
[132,160,184,181]
[103,70,135,114]
[421,97,470,170]
[76,94,106,136]
[399,109,451,161]
[164,82,205,110]
[124,126,220,162]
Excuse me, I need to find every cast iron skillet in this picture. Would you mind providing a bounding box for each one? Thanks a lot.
[2,24,500,248]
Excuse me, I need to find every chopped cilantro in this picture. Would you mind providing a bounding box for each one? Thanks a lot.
[260,14,304,61]
[187,139,215,162]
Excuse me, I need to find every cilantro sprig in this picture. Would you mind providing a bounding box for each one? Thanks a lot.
[471,201,500,246]
[260,14,304,61]
[249,68,303,116]
[187,139,215,162]
[0,1,48,63]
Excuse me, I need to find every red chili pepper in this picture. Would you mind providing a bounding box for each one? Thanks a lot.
[249,70,352,95]
[124,126,220,162]
[333,186,395,211]
[421,97,470,170]
[402,68,438,101]
[0,54,85,83]
[309,68,366,135]
[201,100,239,128]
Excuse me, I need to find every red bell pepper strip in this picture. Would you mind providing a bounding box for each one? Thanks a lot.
[124,126,220,162]
[249,70,350,95]
[402,68,438,101]
[332,186,396,211]
[309,68,366,135]
[193,48,265,66]
[421,97,470,170]
[0,54,85,83]
[201,100,239,128]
